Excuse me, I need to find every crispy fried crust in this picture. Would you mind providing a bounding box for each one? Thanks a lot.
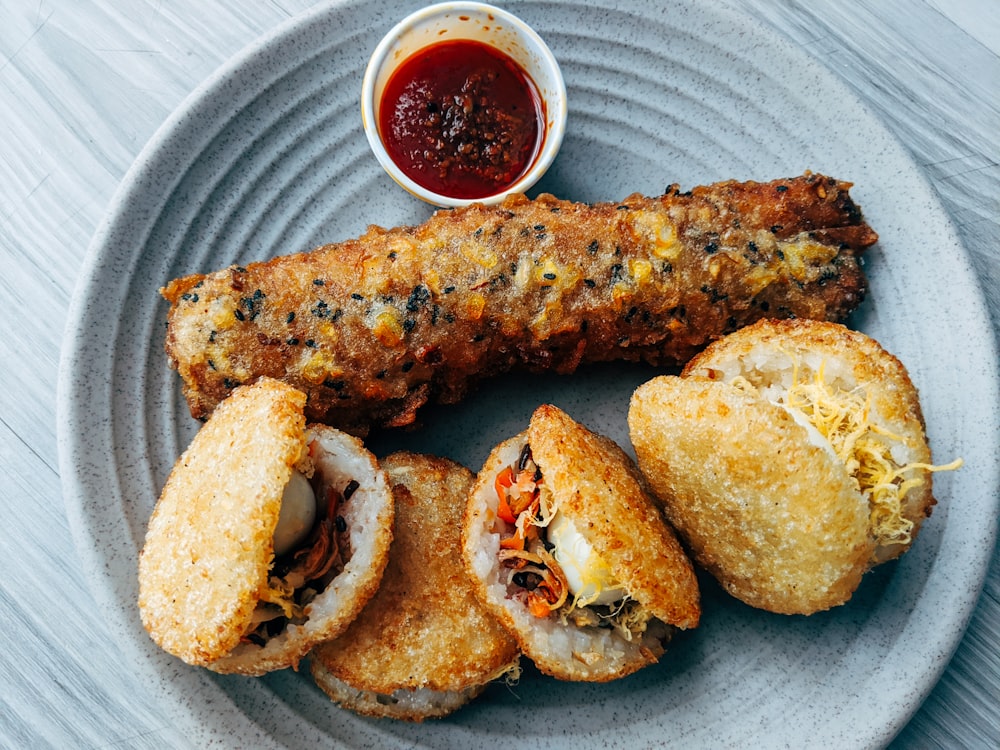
[628,319,937,615]
[162,174,875,434]
[629,376,873,614]
[310,452,519,720]
[138,378,306,666]
[462,407,699,682]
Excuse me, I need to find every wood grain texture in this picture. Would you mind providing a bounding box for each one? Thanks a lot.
[1,0,996,747]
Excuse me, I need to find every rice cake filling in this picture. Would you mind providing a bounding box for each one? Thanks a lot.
[241,446,359,647]
[492,443,652,642]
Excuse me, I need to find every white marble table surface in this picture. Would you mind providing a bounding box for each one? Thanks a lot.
[2,0,997,747]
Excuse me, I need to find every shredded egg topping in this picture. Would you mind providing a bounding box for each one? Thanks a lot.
[732,360,962,548]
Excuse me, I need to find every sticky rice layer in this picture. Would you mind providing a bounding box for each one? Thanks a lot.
[311,659,485,722]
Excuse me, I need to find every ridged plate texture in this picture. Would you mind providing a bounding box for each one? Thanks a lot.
[57,0,1000,748]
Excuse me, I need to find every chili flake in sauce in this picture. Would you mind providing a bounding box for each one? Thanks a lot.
[379,39,543,199]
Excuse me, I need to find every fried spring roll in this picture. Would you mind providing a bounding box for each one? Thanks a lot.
[163,173,876,433]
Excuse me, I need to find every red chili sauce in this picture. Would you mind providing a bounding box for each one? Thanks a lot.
[379,39,544,199]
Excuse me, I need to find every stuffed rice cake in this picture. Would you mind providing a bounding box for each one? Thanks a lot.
[462,404,700,682]
[628,319,961,615]
[138,377,394,674]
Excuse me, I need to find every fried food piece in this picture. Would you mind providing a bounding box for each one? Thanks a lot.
[162,174,876,434]
[462,405,699,682]
[628,319,961,615]
[310,452,520,721]
[138,378,394,674]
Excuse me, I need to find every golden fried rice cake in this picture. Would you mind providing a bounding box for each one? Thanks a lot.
[462,404,700,682]
[138,377,394,674]
[310,452,520,721]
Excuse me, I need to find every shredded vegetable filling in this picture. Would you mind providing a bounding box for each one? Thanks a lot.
[733,360,962,548]
[242,477,355,646]
[492,444,648,640]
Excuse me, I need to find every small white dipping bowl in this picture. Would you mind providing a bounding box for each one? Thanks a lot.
[361,1,567,208]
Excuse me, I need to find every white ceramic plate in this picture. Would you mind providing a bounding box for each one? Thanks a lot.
[57,0,1000,747]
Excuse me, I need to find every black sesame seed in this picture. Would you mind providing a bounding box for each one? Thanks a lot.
[343,479,360,500]
[407,285,430,312]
